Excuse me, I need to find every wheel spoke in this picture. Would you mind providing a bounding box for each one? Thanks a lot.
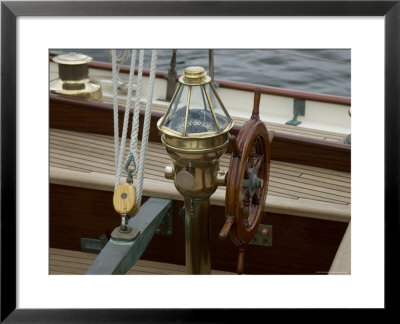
[247,204,257,228]
[253,154,263,171]
[242,188,251,205]
[252,189,260,205]
[242,204,250,228]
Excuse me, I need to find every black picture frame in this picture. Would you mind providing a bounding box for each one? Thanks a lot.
[1,0,398,322]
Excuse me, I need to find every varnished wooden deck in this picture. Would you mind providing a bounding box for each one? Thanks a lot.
[50,248,232,275]
[49,129,351,222]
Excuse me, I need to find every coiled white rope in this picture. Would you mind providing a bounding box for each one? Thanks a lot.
[111,49,158,207]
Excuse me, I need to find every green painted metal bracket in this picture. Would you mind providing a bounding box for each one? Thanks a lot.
[86,197,172,275]
[286,98,305,126]
[249,224,273,247]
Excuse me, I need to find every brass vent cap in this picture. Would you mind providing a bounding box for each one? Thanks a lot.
[179,66,211,86]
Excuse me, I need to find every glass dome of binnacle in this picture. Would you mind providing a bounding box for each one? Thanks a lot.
[159,66,233,137]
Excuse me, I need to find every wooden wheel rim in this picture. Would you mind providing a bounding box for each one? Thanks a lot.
[225,119,271,245]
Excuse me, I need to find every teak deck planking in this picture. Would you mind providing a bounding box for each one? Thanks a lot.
[49,94,351,172]
[49,248,232,275]
[49,129,351,222]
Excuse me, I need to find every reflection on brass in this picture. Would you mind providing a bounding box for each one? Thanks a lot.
[184,198,211,274]
[180,66,211,86]
[157,66,233,274]
[215,170,227,186]
[159,130,231,199]
[176,170,195,191]
[50,52,102,101]
[164,164,174,180]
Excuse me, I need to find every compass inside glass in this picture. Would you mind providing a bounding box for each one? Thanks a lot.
[159,66,233,137]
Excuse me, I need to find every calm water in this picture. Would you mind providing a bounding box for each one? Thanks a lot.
[52,49,351,97]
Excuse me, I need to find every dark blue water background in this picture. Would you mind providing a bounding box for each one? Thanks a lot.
[52,49,351,97]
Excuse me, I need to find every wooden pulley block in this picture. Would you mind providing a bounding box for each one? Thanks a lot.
[113,183,137,216]
[219,89,273,274]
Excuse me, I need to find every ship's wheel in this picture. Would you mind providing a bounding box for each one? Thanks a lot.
[219,90,273,274]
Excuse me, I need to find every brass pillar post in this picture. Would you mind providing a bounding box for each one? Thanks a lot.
[184,198,211,274]
[157,66,233,274]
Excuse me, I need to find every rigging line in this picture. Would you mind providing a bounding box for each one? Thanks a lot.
[107,49,130,83]
[127,49,145,172]
[111,49,138,189]
[111,50,121,188]
[136,49,158,206]
[116,50,137,187]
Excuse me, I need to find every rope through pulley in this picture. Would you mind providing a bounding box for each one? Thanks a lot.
[111,49,158,237]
